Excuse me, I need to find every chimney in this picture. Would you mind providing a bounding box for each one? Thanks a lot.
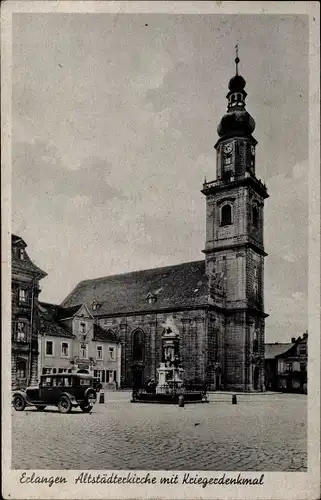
[291,337,296,343]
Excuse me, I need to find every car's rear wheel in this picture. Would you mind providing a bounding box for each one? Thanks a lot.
[35,405,46,411]
[13,395,26,411]
[57,396,72,414]
[80,404,93,413]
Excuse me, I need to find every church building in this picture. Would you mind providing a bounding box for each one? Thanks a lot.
[61,54,269,391]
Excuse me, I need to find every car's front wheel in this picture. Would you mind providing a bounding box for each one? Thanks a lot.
[57,396,72,414]
[13,395,26,411]
[80,404,93,413]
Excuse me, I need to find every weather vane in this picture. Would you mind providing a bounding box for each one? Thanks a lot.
[235,43,240,75]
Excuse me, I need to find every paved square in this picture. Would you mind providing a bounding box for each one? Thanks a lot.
[11,392,307,471]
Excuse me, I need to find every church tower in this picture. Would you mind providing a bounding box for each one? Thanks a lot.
[202,48,269,391]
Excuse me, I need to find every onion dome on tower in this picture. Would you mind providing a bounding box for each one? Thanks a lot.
[217,45,255,139]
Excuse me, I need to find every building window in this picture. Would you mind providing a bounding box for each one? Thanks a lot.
[61,342,69,357]
[109,346,116,361]
[300,363,307,372]
[45,340,54,356]
[42,377,52,387]
[94,370,105,383]
[52,368,57,374]
[252,205,259,228]
[253,329,258,352]
[132,329,144,363]
[16,360,26,379]
[253,266,259,296]
[286,362,293,372]
[19,248,25,260]
[80,322,86,334]
[221,204,232,226]
[42,367,52,375]
[94,369,103,382]
[19,289,27,303]
[16,321,27,341]
[79,343,88,359]
[96,345,103,359]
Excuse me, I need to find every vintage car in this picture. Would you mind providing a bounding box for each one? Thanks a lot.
[12,373,101,413]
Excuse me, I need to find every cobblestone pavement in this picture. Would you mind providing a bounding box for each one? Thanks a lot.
[11,392,307,471]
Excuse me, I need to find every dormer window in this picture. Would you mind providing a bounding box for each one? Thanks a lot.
[19,248,24,260]
[146,293,157,305]
[80,322,86,334]
[221,204,232,226]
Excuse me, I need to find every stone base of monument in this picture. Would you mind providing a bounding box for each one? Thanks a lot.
[131,385,209,404]
[131,392,207,404]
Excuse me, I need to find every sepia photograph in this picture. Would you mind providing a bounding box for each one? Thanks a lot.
[1,1,320,499]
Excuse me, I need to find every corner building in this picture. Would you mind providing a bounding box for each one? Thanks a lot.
[62,59,269,391]
[11,234,47,389]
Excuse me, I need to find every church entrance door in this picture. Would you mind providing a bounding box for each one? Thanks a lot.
[253,367,259,390]
[215,374,221,391]
[132,367,144,389]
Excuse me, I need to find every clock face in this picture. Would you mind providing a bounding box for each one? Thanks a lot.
[223,143,233,154]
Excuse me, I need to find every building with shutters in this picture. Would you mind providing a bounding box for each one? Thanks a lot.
[11,234,47,389]
[61,52,269,391]
[265,333,308,393]
[38,302,121,388]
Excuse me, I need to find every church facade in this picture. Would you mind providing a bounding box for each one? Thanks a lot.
[62,57,269,391]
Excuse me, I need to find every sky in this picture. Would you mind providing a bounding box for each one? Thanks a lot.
[12,13,309,342]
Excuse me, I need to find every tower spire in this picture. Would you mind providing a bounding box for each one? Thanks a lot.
[235,43,240,75]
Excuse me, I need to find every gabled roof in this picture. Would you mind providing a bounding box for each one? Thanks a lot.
[61,260,209,316]
[93,324,120,343]
[12,234,27,247]
[57,304,83,320]
[11,233,47,279]
[265,343,294,360]
[39,318,75,339]
[38,302,75,339]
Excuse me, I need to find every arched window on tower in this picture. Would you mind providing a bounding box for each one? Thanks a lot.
[252,205,259,228]
[221,204,232,226]
[132,329,145,363]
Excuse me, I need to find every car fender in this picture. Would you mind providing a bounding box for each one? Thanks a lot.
[12,390,29,405]
[58,391,78,406]
[84,387,97,401]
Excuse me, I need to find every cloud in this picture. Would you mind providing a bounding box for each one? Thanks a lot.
[12,141,125,207]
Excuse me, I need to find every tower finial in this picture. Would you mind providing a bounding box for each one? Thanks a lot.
[235,43,240,75]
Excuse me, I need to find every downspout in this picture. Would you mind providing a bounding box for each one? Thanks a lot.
[28,277,35,385]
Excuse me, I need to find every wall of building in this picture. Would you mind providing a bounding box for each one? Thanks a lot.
[97,308,209,388]
[38,334,121,387]
[11,272,42,389]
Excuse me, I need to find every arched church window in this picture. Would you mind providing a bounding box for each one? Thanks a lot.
[252,205,259,228]
[132,329,144,362]
[221,204,232,226]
